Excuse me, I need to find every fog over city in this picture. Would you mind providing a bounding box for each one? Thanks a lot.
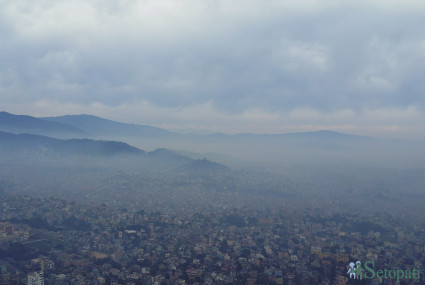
[1,1,425,284]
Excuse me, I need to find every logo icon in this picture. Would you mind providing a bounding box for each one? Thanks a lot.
[345,260,422,281]
[347,261,363,279]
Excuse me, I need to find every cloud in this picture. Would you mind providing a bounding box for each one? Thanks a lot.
[1,0,425,137]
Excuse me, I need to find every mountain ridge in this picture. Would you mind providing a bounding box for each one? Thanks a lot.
[0,111,379,140]
[0,130,143,157]
[42,114,177,138]
[0,111,86,138]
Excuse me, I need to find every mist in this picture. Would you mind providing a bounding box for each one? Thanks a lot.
[1,113,425,221]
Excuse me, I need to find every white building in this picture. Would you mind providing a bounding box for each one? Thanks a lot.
[27,271,44,285]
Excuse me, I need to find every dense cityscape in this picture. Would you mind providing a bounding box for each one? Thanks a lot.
[1,195,424,284]
[2,1,425,284]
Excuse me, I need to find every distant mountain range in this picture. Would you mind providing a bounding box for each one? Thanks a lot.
[0,111,179,140]
[0,111,235,169]
[2,111,424,205]
[0,111,374,142]
[0,130,143,157]
[2,110,404,167]
[42,114,176,138]
[0,129,230,172]
[0,111,86,138]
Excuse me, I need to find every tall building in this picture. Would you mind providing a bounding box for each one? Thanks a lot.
[27,271,44,285]
[32,257,54,272]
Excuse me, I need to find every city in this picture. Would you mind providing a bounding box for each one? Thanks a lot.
[1,195,424,284]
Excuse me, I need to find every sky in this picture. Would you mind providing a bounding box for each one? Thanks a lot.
[1,0,425,138]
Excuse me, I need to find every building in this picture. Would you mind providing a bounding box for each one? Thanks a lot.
[27,271,44,285]
[1,272,11,285]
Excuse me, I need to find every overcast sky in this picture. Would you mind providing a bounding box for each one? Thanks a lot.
[1,0,425,138]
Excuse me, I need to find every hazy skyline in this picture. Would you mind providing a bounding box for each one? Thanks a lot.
[1,0,425,138]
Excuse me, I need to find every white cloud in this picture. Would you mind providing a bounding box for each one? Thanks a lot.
[1,0,425,137]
